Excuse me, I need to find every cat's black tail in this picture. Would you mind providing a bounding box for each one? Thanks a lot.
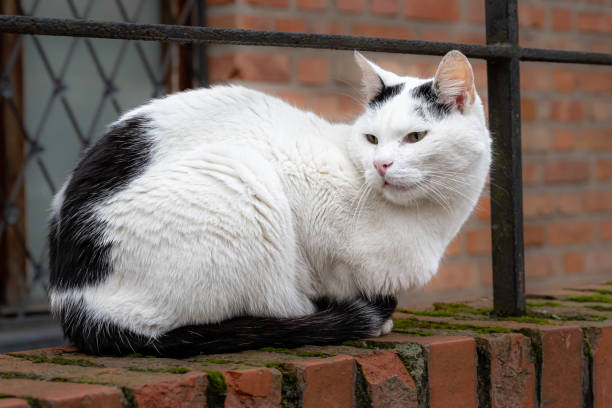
[60,296,397,358]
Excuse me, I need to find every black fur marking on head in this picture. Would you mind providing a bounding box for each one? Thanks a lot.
[49,115,153,290]
[411,80,452,119]
[369,79,404,108]
[60,295,398,358]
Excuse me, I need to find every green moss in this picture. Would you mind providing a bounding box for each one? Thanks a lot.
[396,308,455,317]
[124,353,143,358]
[341,340,393,349]
[566,295,612,304]
[127,366,189,374]
[203,370,226,408]
[587,304,612,312]
[526,301,562,308]
[499,315,560,325]
[605,282,612,286]
[393,317,512,334]
[7,353,102,368]
[392,328,435,336]
[433,302,492,316]
[259,347,335,358]
[205,359,243,365]
[0,372,41,380]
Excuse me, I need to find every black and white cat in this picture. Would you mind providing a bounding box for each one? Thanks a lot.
[48,51,490,357]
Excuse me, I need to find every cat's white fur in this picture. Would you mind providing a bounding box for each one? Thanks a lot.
[50,52,490,338]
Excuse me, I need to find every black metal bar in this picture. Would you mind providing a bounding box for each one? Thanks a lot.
[486,0,525,316]
[0,15,611,65]
[196,0,208,87]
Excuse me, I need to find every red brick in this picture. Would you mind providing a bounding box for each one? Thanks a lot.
[0,379,122,408]
[307,93,361,120]
[337,0,364,13]
[563,252,584,275]
[297,0,327,11]
[245,0,288,7]
[601,220,612,241]
[354,351,418,408]
[420,28,448,42]
[547,221,594,245]
[589,100,611,122]
[403,0,460,22]
[132,372,208,407]
[585,249,612,271]
[518,5,547,29]
[445,233,462,257]
[551,9,571,31]
[422,337,478,408]
[538,327,584,408]
[525,225,545,247]
[586,191,612,213]
[275,17,306,32]
[525,254,556,278]
[585,327,612,408]
[206,0,235,5]
[479,334,536,408]
[297,56,331,85]
[371,0,399,16]
[235,53,291,82]
[524,194,554,218]
[352,23,413,39]
[223,368,281,407]
[0,400,29,408]
[549,100,584,122]
[208,14,270,30]
[556,193,584,215]
[520,66,552,91]
[275,91,308,109]
[454,31,485,45]
[521,98,537,122]
[290,355,356,408]
[543,160,589,183]
[310,20,346,34]
[577,71,612,93]
[522,163,541,185]
[522,126,551,152]
[466,0,485,24]
[475,196,490,221]
[553,69,575,91]
[466,229,491,255]
[576,12,611,34]
[553,129,575,151]
[425,262,478,291]
[576,129,612,151]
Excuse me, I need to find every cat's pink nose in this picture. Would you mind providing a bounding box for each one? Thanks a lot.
[374,159,393,177]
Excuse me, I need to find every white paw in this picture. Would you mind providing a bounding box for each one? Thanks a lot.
[375,318,394,337]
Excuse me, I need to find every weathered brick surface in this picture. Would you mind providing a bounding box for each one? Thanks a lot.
[479,334,536,408]
[354,350,418,408]
[0,379,122,407]
[0,399,29,408]
[537,326,584,408]
[289,355,356,408]
[585,326,612,408]
[223,368,282,407]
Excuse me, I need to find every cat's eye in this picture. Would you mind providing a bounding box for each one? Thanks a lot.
[404,131,428,143]
[365,134,378,145]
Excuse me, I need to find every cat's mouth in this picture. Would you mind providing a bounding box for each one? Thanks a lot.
[383,181,415,192]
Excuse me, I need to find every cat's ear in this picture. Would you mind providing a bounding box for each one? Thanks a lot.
[354,51,400,102]
[433,50,475,113]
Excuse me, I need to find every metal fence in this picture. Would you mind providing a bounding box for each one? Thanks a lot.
[0,0,611,330]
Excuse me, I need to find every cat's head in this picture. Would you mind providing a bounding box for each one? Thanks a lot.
[349,50,491,208]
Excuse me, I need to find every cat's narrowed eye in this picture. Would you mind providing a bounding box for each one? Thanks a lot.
[365,134,379,145]
[404,131,428,144]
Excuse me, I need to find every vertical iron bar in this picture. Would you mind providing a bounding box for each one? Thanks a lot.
[196,0,208,87]
[485,0,525,316]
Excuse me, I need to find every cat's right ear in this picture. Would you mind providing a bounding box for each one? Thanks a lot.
[354,51,399,102]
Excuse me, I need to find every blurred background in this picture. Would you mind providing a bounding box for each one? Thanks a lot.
[1,0,610,352]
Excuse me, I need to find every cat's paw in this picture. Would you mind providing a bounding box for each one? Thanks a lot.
[375,318,394,337]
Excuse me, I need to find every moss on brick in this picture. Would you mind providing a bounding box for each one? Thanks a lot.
[587,304,612,312]
[202,370,226,408]
[566,295,612,304]
[527,301,562,308]
[392,317,513,334]
[259,347,335,358]
[126,366,189,374]
[0,372,41,380]
[205,359,244,365]
[392,329,435,336]
[121,387,137,408]
[6,353,102,368]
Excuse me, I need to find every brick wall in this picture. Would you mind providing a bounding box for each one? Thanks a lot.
[1,287,611,407]
[204,0,612,302]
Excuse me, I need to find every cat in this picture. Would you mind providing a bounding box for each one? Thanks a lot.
[48,50,491,357]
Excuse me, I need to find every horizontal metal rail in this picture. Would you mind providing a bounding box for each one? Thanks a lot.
[0,15,611,65]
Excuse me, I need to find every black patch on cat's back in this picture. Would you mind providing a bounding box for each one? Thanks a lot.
[49,115,153,290]
[368,80,404,108]
[411,80,452,118]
